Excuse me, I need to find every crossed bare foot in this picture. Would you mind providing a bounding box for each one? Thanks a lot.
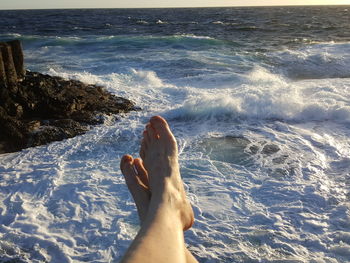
[120,155,150,222]
[121,154,200,263]
[120,116,197,263]
[120,116,194,231]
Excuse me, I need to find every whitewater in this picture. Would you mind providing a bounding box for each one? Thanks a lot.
[0,7,350,263]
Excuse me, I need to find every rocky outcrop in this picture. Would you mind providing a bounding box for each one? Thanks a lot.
[0,40,137,154]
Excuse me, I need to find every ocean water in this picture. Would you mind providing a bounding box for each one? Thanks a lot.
[0,6,350,263]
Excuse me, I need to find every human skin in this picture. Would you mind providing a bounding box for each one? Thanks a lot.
[120,116,198,263]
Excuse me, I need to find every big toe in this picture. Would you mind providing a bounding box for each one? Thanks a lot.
[120,155,151,220]
[150,116,175,141]
[120,155,146,190]
[120,155,137,185]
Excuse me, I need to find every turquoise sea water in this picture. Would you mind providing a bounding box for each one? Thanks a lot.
[0,7,350,262]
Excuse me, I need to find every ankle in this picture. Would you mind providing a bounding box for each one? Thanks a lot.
[153,176,182,199]
[146,198,184,228]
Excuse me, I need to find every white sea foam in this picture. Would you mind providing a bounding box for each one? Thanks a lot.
[212,21,224,25]
[167,67,350,123]
[1,33,21,38]
[1,28,350,263]
[136,20,148,24]
[156,19,167,24]
[46,68,176,110]
[1,64,350,262]
[177,34,215,40]
[273,42,350,79]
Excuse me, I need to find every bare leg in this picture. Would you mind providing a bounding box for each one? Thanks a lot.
[120,155,198,263]
[120,116,196,263]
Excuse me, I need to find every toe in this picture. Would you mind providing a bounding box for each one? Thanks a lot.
[120,155,138,186]
[146,123,157,140]
[140,139,147,159]
[150,115,168,128]
[120,154,133,172]
[120,155,151,221]
[142,130,151,148]
[150,116,173,138]
[134,158,149,188]
[121,155,147,190]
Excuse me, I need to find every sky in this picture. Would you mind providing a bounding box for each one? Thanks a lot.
[0,0,349,10]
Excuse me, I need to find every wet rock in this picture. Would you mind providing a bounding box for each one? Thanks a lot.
[261,144,280,155]
[272,154,289,164]
[28,119,88,147]
[0,40,137,154]
[0,43,18,89]
[249,145,259,154]
[0,71,137,154]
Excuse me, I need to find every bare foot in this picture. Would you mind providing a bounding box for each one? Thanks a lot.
[120,155,150,222]
[120,155,199,263]
[140,116,194,230]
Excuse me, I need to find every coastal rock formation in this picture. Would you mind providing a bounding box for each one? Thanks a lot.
[0,40,137,154]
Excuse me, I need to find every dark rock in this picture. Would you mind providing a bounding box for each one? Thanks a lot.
[261,144,280,155]
[7,40,25,79]
[0,43,18,90]
[272,154,288,164]
[0,71,137,154]
[0,40,137,154]
[0,51,7,87]
[249,145,259,154]
[28,119,88,147]
[17,71,135,120]
[0,106,26,152]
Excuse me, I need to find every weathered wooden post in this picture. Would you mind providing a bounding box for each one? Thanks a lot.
[0,51,7,87]
[7,40,25,79]
[0,43,18,91]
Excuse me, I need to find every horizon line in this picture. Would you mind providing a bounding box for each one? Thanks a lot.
[1,4,349,11]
